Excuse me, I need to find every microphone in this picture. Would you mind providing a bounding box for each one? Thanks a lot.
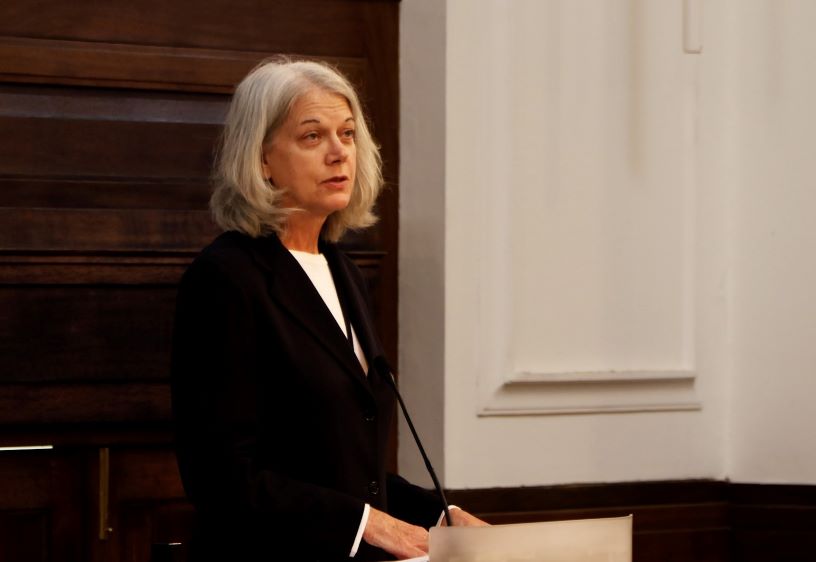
[373,356,453,527]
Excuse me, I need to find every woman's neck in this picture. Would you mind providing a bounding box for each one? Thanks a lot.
[280,216,324,254]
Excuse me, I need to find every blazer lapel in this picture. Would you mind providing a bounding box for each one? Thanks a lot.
[322,244,385,370]
[244,234,370,388]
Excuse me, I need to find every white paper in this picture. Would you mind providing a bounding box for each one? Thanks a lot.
[429,515,632,562]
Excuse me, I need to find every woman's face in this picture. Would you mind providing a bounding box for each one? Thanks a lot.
[262,88,357,223]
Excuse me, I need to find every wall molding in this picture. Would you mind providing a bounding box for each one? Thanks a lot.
[507,369,696,384]
[463,1,701,422]
[480,370,700,416]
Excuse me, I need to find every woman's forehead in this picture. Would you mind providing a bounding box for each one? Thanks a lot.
[287,89,352,122]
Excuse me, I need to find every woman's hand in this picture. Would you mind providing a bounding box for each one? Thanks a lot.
[443,507,490,527]
[363,507,429,559]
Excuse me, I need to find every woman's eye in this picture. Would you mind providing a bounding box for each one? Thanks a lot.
[343,129,356,139]
[304,132,319,141]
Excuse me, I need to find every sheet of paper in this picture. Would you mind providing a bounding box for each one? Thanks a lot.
[429,515,632,562]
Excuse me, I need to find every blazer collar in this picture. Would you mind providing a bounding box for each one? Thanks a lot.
[243,233,379,390]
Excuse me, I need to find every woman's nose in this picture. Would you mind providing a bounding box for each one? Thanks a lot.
[326,134,349,164]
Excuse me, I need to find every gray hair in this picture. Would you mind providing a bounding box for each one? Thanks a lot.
[210,57,382,241]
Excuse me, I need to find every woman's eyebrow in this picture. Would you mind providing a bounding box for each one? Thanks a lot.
[297,116,355,126]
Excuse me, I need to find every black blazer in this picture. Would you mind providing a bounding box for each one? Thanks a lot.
[171,231,442,562]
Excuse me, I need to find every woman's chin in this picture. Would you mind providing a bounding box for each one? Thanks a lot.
[324,193,353,213]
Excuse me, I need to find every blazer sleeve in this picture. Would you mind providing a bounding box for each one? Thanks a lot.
[385,473,446,529]
[171,256,365,559]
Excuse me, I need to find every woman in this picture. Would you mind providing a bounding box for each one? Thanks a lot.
[171,58,484,562]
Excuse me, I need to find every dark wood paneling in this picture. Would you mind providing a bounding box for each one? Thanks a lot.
[0,383,172,425]
[729,484,816,562]
[0,1,400,559]
[0,178,210,210]
[0,286,176,383]
[0,448,85,562]
[0,511,50,562]
[108,448,192,562]
[83,447,188,562]
[0,2,366,55]
[448,479,730,511]
[0,39,367,94]
[0,209,217,251]
[0,37,270,93]
[0,114,220,178]
[0,253,192,285]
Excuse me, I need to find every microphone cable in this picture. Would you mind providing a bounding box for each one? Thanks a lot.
[375,357,453,527]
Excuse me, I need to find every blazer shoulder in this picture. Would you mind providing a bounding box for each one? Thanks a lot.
[182,231,266,292]
[198,231,253,265]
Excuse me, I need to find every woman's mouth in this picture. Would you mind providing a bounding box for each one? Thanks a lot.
[321,176,349,189]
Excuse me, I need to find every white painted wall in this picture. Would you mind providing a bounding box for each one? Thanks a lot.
[726,0,816,484]
[400,0,816,488]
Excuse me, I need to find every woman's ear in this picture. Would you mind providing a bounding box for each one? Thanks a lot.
[261,150,273,181]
